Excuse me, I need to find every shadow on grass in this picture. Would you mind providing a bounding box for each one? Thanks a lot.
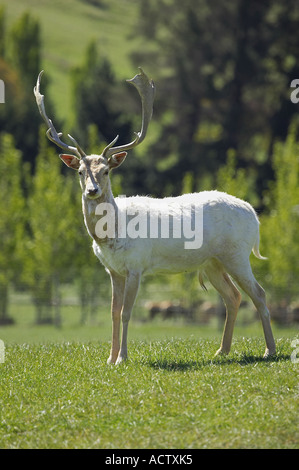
[145,353,291,372]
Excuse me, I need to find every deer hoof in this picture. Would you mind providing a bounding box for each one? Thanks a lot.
[214,348,229,357]
[115,355,127,365]
[107,355,117,365]
[263,348,276,359]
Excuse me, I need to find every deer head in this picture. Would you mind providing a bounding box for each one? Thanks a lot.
[34,68,155,199]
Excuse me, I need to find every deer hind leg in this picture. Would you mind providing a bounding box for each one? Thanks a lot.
[203,259,241,356]
[220,255,276,358]
[116,271,141,365]
[107,271,125,364]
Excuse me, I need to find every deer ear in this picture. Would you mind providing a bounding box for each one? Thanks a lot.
[108,151,127,170]
[59,154,80,170]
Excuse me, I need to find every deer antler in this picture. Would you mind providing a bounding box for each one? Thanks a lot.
[102,68,155,158]
[34,71,86,159]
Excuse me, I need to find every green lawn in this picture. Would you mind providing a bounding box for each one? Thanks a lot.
[0,320,298,448]
[0,289,298,448]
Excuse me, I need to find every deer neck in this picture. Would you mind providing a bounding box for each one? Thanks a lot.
[82,182,118,245]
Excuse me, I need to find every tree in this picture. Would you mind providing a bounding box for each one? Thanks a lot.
[71,40,132,149]
[9,11,41,87]
[0,133,25,323]
[257,119,299,302]
[132,0,299,197]
[0,6,5,57]
[216,149,257,205]
[5,10,46,165]
[26,130,79,325]
[0,57,25,139]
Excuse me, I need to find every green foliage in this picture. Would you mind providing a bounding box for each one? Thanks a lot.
[217,149,257,205]
[0,134,25,276]
[133,0,299,196]
[0,8,48,164]
[70,40,132,149]
[0,57,26,146]
[9,11,41,86]
[0,6,5,57]
[2,0,298,195]
[0,133,25,319]
[28,131,77,277]
[259,120,299,300]
[26,130,79,323]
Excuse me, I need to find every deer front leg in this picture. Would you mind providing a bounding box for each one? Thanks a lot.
[107,271,125,364]
[116,271,141,365]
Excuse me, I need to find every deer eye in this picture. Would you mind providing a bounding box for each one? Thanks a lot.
[103,170,109,176]
[78,170,83,176]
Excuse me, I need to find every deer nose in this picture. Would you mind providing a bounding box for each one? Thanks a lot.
[87,187,99,197]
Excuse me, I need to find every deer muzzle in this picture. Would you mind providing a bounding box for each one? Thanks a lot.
[85,184,101,199]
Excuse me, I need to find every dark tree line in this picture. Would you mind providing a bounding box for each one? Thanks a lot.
[1,2,299,199]
[0,8,46,166]
[129,0,299,198]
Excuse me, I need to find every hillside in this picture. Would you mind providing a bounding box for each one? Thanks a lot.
[0,0,140,122]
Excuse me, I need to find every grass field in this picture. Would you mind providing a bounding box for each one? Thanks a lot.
[0,308,298,449]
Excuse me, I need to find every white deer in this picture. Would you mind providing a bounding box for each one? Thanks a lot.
[34,68,276,364]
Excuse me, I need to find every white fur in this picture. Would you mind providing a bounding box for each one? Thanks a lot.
[93,190,261,276]
[81,185,276,364]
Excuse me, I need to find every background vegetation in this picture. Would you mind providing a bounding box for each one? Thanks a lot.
[0,0,298,326]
